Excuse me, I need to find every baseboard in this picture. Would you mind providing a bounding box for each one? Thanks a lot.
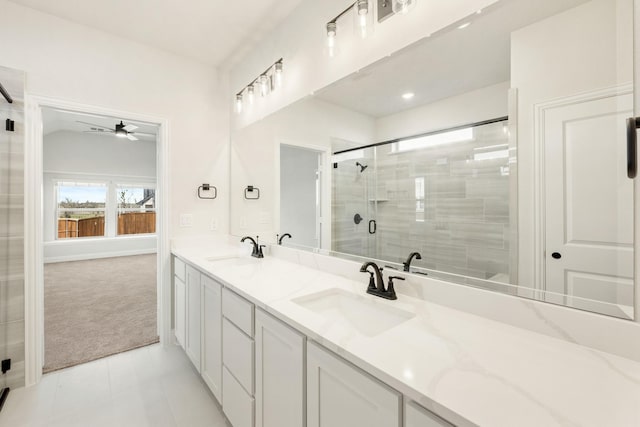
[44,248,157,264]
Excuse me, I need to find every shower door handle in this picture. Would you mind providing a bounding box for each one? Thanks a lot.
[368,219,376,234]
[626,117,639,178]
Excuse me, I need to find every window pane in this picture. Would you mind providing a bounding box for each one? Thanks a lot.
[56,182,106,239]
[116,185,156,236]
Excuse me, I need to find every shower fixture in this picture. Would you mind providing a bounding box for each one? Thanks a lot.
[356,162,368,172]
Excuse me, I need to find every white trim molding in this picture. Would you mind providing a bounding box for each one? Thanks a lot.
[24,95,171,387]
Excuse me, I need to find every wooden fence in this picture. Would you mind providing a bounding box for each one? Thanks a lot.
[58,212,155,238]
[118,212,156,235]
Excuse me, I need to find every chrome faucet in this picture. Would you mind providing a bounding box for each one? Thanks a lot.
[403,251,422,272]
[359,261,403,300]
[241,236,265,258]
[277,233,292,245]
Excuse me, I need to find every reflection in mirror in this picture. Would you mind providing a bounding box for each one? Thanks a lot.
[231,0,634,319]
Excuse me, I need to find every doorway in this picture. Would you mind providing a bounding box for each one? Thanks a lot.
[40,108,160,372]
[280,144,324,249]
[23,97,170,386]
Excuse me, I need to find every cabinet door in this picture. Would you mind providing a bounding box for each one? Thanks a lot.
[202,275,222,402]
[185,265,201,371]
[307,341,401,427]
[174,275,186,349]
[405,400,453,427]
[255,309,305,427]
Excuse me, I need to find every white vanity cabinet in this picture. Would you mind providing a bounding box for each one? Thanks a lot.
[201,274,222,402]
[255,309,305,427]
[185,264,202,371]
[307,341,402,427]
[173,257,186,348]
[405,400,454,427]
[222,287,255,427]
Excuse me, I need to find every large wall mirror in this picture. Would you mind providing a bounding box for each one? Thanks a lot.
[231,0,635,320]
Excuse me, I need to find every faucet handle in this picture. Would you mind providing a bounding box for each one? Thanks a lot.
[386,276,405,300]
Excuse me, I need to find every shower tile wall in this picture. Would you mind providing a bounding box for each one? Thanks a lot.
[0,66,25,390]
[333,121,511,281]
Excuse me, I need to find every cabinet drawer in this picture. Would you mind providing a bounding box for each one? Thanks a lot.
[223,287,254,336]
[223,318,254,394]
[405,400,453,427]
[223,366,255,427]
[173,256,186,282]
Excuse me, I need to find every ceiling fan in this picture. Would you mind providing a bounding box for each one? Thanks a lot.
[77,120,153,141]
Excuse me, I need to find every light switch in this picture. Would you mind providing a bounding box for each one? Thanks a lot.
[179,214,193,227]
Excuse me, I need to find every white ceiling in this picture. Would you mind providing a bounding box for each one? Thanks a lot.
[6,0,304,66]
[42,107,158,141]
[315,0,588,118]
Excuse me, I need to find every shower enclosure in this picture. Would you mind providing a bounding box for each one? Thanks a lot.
[0,66,25,403]
[332,118,512,282]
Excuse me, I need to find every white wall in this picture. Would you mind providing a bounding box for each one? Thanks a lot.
[511,0,633,288]
[375,81,509,141]
[42,130,157,261]
[0,0,229,238]
[228,0,498,129]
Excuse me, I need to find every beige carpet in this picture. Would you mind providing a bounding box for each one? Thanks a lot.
[43,254,159,373]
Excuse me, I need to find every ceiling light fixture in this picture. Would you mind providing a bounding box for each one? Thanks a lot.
[115,121,128,138]
[235,58,283,114]
[402,92,415,100]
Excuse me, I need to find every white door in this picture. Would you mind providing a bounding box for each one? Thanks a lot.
[255,309,305,427]
[201,275,222,402]
[544,91,634,310]
[307,341,401,427]
[185,265,201,371]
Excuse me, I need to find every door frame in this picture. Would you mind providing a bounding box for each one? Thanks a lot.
[23,95,171,386]
[533,83,634,295]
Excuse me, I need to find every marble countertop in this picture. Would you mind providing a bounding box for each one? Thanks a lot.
[172,238,640,427]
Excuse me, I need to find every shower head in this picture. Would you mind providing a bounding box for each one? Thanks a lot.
[356,162,368,173]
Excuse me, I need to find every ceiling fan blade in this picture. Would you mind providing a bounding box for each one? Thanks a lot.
[77,120,114,131]
[127,134,139,141]
[123,124,138,132]
[132,132,156,137]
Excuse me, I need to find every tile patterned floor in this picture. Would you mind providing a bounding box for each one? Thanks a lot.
[0,344,229,427]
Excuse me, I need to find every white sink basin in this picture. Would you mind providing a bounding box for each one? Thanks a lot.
[205,255,260,266]
[292,288,414,337]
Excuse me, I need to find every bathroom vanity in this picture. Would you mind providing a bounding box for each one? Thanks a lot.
[172,238,640,427]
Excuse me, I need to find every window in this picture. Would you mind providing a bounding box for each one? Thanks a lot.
[56,182,107,239]
[116,185,156,235]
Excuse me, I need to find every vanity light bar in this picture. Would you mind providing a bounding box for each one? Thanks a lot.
[235,58,284,114]
[326,0,415,56]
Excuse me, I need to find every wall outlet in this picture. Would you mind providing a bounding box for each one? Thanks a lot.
[179,214,193,227]
[209,217,218,231]
[239,216,247,229]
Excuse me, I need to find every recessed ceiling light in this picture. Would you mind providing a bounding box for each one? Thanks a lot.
[458,22,471,29]
[402,92,415,100]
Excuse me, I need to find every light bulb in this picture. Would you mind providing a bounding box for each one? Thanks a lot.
[235,94,243,113]
[259,75,269,97]
[326,22,337,57]
[247,85,255,105]
[354,0,373,39]
[274,61,283,88]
